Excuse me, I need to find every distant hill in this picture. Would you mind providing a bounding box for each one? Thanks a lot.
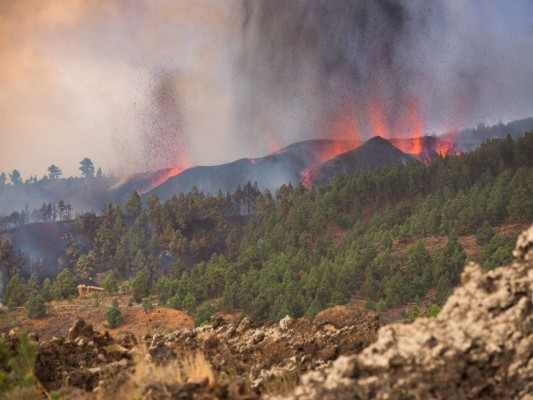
[312,136,415,185]
[0,117,531,216]
[0,177,116,217]
[455,117,533,143]
[144,139,361,201]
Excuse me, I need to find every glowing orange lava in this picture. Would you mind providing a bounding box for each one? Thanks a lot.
[370,100,388,138]
[138,166,184,195]
[151,167,183,188]
[301,109,362,187]
[436,130,457,156]
[391,98,426,154]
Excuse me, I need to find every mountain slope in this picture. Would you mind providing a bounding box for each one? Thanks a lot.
[311,136,416,185]
[146,139,361,200]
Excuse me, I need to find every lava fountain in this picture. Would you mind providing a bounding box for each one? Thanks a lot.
[301,109,362,187]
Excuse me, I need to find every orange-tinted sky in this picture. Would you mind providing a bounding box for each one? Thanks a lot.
[0,0,237,178]
[1,0,532,179]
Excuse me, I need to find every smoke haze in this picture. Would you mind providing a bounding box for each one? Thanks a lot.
[0,0,532,178]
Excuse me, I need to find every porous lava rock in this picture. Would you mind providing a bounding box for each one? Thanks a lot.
[280,225,533,400]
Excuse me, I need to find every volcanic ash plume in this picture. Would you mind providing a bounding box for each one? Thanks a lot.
[235,0,533,148]
[139,70,190,172]
[1,1,532,177]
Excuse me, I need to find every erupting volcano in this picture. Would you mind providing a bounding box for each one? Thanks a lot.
[301,110,363,187]
[300,98,460,186]
[140,167,184,195]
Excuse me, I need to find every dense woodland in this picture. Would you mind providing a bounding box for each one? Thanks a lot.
[1,133,532,323]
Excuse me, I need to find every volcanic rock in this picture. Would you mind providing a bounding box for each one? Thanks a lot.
[314,305,378,329]
[34,317,132,391]
[280,224,533,400]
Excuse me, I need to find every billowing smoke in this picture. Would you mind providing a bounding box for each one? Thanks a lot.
[235,0,533,145]
[0,0,532,177]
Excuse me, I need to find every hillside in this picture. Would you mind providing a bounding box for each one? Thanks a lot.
[312,136,415,185]
[1,118,531,218]
[0,225,530,399]
[1,133,531,325]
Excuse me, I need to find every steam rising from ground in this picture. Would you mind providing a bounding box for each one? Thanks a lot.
[0,0,532,177]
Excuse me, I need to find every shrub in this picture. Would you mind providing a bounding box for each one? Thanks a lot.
[195,303,216,327]
[106,299,124,328]
[92,292,100,308]
[408,305,420,322]
[364,299,376,311]
[119,279,133,294]
[376,298,388,312]
[141,298,154,314]
[426,304,441,318]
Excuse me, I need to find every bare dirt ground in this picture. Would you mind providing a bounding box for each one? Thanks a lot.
[0,293,193,341]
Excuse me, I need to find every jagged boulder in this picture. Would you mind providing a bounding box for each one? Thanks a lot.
[136,310,378,395]
[34,318,133,391]
[281,225,533,400]
[314,305,379,329]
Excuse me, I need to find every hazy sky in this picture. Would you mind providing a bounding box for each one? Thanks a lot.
[1,0,532,178]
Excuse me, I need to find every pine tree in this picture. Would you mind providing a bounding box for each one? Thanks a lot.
[195,303,216,327]
[4,274,27,308]
[79,158,95,178]
[182,292,197,315]
[25,293,46,319]
[47,165,62,179]
[102,271,118,294]
[51,269,77,300]
[132,268,150,303]
[106,299,123,328]
[126,191,142,217]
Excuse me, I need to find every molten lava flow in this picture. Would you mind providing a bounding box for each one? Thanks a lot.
[138,166,184,195]
[138,149,191,194]
[436,142,454,156]
[436,130,457,156]
[393,137,423,155]
[150,167,183,188]
[301,109,362,187]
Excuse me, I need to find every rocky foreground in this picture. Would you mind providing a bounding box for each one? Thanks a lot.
[279,225,533,400]
[2,226,532,399]
[2,299,378,398]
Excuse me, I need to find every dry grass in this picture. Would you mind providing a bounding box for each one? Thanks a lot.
[261,370,300,397]
[132,348,215,386]
[97,346,215,400]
